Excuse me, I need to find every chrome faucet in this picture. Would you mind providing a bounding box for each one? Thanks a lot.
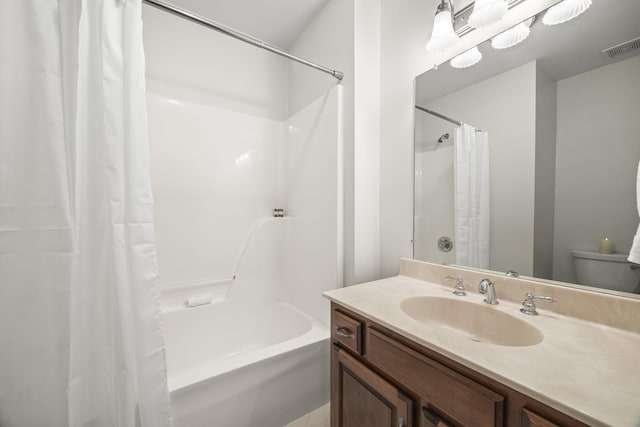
[478,278,499,305]
[445,275,466,296]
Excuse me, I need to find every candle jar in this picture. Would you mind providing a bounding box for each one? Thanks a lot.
[599,238,613,254]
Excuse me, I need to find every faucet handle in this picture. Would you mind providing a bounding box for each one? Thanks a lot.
[444,275,466,296]
[520,293,556,316]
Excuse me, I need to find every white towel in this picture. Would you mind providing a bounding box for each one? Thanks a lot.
[629,160,640,264]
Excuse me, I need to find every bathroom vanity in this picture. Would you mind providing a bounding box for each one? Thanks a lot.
[324,259,640,427]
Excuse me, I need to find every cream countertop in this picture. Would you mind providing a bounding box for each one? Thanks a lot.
[324,271,640,427]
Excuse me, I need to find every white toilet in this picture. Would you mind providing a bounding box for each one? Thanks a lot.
[571,250,640,293]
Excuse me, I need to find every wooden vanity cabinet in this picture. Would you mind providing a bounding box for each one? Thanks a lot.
[333,346,413,427]
[367,328,504,427]
[330,304,588,427]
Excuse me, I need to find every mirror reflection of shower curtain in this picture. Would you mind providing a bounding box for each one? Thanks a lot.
[454,124,490,269]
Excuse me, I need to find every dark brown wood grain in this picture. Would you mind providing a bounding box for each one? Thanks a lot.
[333,346,413,427]
[367,328,504,427]
[522,409,561,427]
[330,302,590,427]
[332,309,364,355]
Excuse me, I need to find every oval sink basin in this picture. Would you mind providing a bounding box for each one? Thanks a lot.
[400,296,543,347]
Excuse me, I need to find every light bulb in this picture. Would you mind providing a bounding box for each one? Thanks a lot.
[543,0,592,26]
[450,46,483,69]
[468,0,508,29]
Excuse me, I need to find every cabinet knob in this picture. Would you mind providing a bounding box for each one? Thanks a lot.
[335,327,356,339]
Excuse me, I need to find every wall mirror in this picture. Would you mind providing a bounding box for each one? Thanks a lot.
[413,0,640,297]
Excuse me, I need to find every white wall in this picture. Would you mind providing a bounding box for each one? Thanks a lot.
[379,0,562,278]
[553,56,640,283]
[353,0,382,284]
[288,1,353,116]
[289,0,356,287]
[289,0,382,286]
[379,0,431,278]
[142,5,289,120]
[533,64,557,279]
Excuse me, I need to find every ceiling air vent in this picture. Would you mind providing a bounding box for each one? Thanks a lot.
[601,36,640,60]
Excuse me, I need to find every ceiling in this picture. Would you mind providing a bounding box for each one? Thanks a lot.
[162,0,331,49]
[417,0,640,103]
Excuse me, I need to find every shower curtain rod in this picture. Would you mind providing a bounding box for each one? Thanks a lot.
[415,105,484,132]
[142,0,344,81]
[415,105,461,126]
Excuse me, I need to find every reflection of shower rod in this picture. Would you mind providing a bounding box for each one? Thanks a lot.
[437,133,450,144]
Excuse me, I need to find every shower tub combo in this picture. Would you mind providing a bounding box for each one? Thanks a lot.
[145,13,343,420]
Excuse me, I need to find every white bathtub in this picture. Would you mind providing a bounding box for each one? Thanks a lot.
[162,302,330,427]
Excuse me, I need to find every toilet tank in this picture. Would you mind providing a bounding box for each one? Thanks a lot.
[571,250,640,293]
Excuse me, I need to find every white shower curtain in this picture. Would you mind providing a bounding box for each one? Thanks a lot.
[629,160,640,264]
[0,1,172,426]
[454,124,490,269]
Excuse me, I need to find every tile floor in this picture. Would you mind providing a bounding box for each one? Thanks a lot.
[283,403,330,427]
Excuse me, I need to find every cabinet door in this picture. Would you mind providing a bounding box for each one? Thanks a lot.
[332,345,413,427]
[367,329,504,427]
[421,405,453,427]
[522,409,560,427]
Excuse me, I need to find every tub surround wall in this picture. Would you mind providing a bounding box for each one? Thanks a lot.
[144,4,342,315]
[148,85,342,318]
[325,258,640,426]
[147,94,285,291]
[282,87,344,326]
[143,4,289,293]
[413,111,455,265]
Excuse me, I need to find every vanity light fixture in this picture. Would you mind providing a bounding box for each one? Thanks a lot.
[542,0,592,26]
[450,46,483,68]
[491,17,534,49]
[426,0,460,53]
[468,0,508,29]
